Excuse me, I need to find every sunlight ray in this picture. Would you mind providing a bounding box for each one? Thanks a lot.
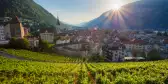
[117,11,128,30]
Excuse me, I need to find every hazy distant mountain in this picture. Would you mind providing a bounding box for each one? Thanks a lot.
[76,22,88,27]
[84,0,168,30]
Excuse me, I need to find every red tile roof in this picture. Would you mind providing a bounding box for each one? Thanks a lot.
[40,28,56,33]
[163,39,168,44]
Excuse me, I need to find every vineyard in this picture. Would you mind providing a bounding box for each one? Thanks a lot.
[0,55,168,84]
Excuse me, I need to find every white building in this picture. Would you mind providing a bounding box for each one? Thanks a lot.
[123,39,153,52]
[27,37,39,48]
[0,25,5,41]
[40,28,55,43]
[0,16,25,42]
[40,32,54,43]
[56,39,70,44]
[0,24,10,45]
[4,23,11,39]
[103,42,127,62]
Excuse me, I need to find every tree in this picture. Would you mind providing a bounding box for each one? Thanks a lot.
[88,53,105,62]
[163,31,168,36]
[157,32,162,36]
[54,36,60,44]
[147,49,162,61]
[39,39,50,52]
[8,38,29,49]
[17,38,29,49]
[8,37,17,49]
[141,52,146,59]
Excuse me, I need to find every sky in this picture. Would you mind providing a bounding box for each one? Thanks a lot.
[34,0,138,25]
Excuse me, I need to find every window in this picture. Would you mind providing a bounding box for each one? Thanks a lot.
[0,30,3,34]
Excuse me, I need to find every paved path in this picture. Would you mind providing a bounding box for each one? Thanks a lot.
[0,51,25,60]
[0,51,82,63]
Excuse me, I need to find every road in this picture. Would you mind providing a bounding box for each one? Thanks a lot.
[0,51,82,63]
[0,51,25,60]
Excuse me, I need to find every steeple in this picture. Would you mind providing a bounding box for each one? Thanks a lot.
[56,13,61,34]
[56,15,60,25]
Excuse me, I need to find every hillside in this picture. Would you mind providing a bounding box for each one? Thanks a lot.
[0,0,67,29]
[84,0,168,30]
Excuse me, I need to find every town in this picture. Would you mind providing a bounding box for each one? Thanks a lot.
[0,16,167,62]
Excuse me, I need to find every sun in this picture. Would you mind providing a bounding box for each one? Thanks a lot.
[112,4,121,11]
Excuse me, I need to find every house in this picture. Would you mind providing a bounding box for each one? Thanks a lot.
[88,42,102,56]
[56,35,71,44]
[0,24,6,41]
[4,23,11,39]
[0,21,12,41]
[24,27,29,36]
[124,57,145,61]
[55,43,89,57]
[160,39,168,52]
[0,22,10,44]
[102,42,127,62]
[27,37,39,48]
[0,16,25,39]
[56,39,70,44]
[9,16,25,38]
[40,28,55,43]
[123,39,153,52]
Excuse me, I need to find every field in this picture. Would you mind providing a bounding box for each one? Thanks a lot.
[2,49,81,63]
[0,55,168,84]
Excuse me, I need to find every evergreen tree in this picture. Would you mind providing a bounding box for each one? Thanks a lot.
[147,49,162,61]
[8,37,17,49]
[8,38,29,49]
[39,39,50,52]
[17,38,29,49]
[157,32,162,36]
[163,31,168,36]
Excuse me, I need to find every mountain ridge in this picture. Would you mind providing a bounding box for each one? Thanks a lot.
[0,0,72,30]
[84,0,168,30]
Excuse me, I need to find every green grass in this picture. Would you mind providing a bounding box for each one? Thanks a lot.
[48,43,55,48]
[0,55,168,83]
[3,49,81,63]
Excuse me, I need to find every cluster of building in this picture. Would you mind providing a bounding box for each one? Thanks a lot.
[102,30,168,62]
[53,28,105,57]
[1,16,168,62]
[0,17,26,44]
[54,29,168,61]
[0,16,38,47]
[0,16,71,48]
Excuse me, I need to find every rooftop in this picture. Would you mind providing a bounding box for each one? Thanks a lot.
[40,28,56,33]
